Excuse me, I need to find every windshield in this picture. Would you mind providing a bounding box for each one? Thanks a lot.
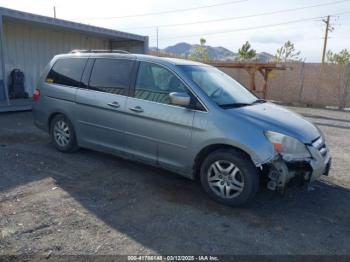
[178,65,258,108]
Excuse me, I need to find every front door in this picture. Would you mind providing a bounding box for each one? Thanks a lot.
[124,61,195,172]
[75,58,134,153]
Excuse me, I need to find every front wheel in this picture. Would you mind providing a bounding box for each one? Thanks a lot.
[200,149,259,206]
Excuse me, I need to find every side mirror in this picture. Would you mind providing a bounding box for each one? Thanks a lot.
[169,92,191,107]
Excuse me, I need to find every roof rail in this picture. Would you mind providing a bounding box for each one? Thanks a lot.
[69,49,130,54]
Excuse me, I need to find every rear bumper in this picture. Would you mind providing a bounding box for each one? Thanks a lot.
[32,106,49,132]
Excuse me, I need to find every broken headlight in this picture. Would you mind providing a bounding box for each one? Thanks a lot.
[265,131,311,160]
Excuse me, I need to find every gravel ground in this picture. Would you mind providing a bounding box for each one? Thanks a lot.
[0,106,349,256]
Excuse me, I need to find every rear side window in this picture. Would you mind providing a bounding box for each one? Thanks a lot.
[89,59,133,95]
[46,58,87,87]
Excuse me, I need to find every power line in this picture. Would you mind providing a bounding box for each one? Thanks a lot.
[147,23,320,44]
[78,0,247,20]
[158,11,350,40]
[123,0,350,30]
[147,22,318,41]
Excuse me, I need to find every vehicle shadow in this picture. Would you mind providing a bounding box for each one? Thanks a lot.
[46,149,350,254]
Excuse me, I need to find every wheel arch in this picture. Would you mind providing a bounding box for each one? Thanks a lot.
[48,112,63,131]
[48,111,76,132]
[193,143,255,180]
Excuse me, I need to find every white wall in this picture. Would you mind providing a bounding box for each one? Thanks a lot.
[3,19,110,96]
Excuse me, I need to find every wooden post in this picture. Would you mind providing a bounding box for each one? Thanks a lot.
[262,69,270,99]
[298,63,305,104]
[258,68,270,99]
[246,68,256,91]
[322,16,330,64]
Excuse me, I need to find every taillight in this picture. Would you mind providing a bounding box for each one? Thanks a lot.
[33,89,41,102]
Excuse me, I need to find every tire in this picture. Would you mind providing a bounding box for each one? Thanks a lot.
[200,149,259,206]
[50,114,79,153]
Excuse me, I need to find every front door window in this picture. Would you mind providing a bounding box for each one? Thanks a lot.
[134,62,187,105]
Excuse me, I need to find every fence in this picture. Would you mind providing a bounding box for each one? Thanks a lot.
[218,63,350,109]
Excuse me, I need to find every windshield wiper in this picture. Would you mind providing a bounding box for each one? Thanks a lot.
[251,99,267,104]
[220,99,266,108]
[219,103,251,109]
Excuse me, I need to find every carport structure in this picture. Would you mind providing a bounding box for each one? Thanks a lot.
[210,62,290,99]
[0,7,148,112]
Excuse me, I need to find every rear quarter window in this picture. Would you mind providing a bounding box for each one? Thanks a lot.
[46,58,87,87]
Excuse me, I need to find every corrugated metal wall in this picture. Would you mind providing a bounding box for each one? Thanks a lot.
[0,17,6,101]
[111,40,145,54]
[3,19,110,96]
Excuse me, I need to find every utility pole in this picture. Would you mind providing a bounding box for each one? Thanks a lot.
[53,6,56,19]
[156,26,159,56]
[321,15,334,63]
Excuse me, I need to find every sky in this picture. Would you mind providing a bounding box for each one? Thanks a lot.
[0,0,349,62]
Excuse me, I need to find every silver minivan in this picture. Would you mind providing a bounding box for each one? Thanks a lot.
[33,51,331,206]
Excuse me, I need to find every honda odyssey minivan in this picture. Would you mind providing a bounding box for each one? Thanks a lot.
[33,50,331,206]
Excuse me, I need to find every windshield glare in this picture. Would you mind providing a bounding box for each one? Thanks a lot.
[179,65,257,107]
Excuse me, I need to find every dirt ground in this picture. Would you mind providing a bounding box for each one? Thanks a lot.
[0,106,350,256]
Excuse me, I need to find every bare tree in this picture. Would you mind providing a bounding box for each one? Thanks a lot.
[275,41,302,63]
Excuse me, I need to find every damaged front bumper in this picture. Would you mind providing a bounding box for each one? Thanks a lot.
[265,136,331,192]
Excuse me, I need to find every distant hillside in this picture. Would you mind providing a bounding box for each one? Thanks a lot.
[164,42,236,61]
[256,52,275,63]
[151,42,274,62]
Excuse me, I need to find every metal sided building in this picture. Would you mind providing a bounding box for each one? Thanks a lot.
[0,7,148,112]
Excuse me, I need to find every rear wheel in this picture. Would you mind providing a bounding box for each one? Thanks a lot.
[50,114,79,153]
[200,149,259,206]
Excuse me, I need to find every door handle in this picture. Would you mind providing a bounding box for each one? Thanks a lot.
[129,106,144,113]
[107,101,120,108]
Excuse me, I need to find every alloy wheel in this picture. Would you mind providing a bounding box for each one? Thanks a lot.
[53,120,71,147]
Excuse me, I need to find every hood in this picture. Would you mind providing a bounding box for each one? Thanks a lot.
[227,102,320,144]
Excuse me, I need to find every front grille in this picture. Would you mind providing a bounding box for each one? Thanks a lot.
[312,136,328,158]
